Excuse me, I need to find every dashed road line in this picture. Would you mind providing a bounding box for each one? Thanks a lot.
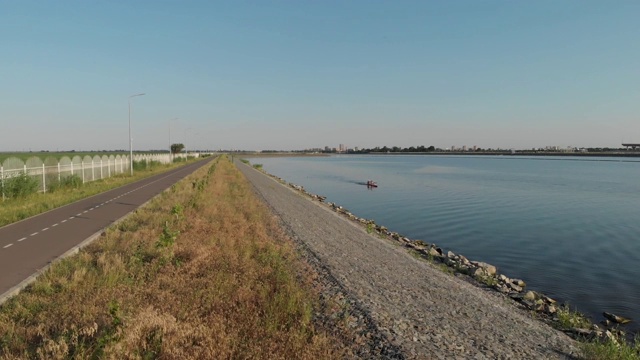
[42,228,49,232]
[52,223,59,227]
[18,237,26,242]
[3,244,13,249]
[30,232,39,236]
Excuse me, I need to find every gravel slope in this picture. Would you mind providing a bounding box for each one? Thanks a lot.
[236,160,580,360]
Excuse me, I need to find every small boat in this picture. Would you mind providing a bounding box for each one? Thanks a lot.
[366,180,378,188]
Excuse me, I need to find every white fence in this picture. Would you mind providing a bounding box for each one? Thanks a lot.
[0,153,197,199]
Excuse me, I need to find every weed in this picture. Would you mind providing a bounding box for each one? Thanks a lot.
[47,175,82,193]
[581,335,640,360]
[426,251,435,263]
[438,263,454,275]
[170,204,183,220]
[556,304,591,330]
[156,222,179,249]
[475,273,498,287]
[3,172,39,198]
[366,223,375,234]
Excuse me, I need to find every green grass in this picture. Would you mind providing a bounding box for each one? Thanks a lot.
[581,337,640,360]
[555,304,592,330]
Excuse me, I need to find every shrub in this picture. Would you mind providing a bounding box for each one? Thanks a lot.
[133,159,163,171]
[3,172,39,198]
[47,175,83,193]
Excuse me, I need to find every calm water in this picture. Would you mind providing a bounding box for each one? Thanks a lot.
[251,154,640,332]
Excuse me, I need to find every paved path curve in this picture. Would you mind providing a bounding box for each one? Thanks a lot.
[0,158,213,303]
[236,159,580,360]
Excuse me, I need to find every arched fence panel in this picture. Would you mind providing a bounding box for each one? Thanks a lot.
[101,155,110,179]
[92,155,101,180]
[109,155,117,175]
[59,156,72,179]
[2,157,25,175]
[44,156,59,191]
[71,156,82,179]
[25,157,45,191]
[115,155,123,174]
[82,156,93,183]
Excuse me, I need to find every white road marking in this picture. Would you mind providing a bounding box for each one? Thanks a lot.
[3,244,13,249]
[18,237,27,242]
[52,223,59,227]
[31,232,39,236]
[42,227,49,231]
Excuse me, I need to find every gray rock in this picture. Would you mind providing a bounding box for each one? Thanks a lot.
[428,247,442,258]
[470,261,497,276]
[523,291,538,302]
[507,282,523,292]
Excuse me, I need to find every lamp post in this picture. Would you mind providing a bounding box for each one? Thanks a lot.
[128,93,145,176]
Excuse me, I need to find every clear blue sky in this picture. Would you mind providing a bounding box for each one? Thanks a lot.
[1,1,638,151]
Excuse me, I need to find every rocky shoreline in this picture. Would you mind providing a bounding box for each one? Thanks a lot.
[266,171,633,346]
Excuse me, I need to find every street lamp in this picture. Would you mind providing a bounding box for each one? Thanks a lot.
[128,93,145,176]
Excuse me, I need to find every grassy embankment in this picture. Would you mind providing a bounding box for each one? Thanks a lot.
[0,155,346,359]
[0,158,198,228]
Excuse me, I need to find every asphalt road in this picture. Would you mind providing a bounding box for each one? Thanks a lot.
[0,158,213,303]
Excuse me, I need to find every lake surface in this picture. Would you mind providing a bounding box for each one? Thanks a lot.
[249,154,640,332]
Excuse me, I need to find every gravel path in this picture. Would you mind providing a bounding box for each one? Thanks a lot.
[236,160,580,359]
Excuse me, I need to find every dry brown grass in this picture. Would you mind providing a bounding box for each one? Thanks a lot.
[0,155,345,359]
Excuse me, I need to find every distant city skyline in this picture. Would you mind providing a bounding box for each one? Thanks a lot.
[1,1,639,152]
